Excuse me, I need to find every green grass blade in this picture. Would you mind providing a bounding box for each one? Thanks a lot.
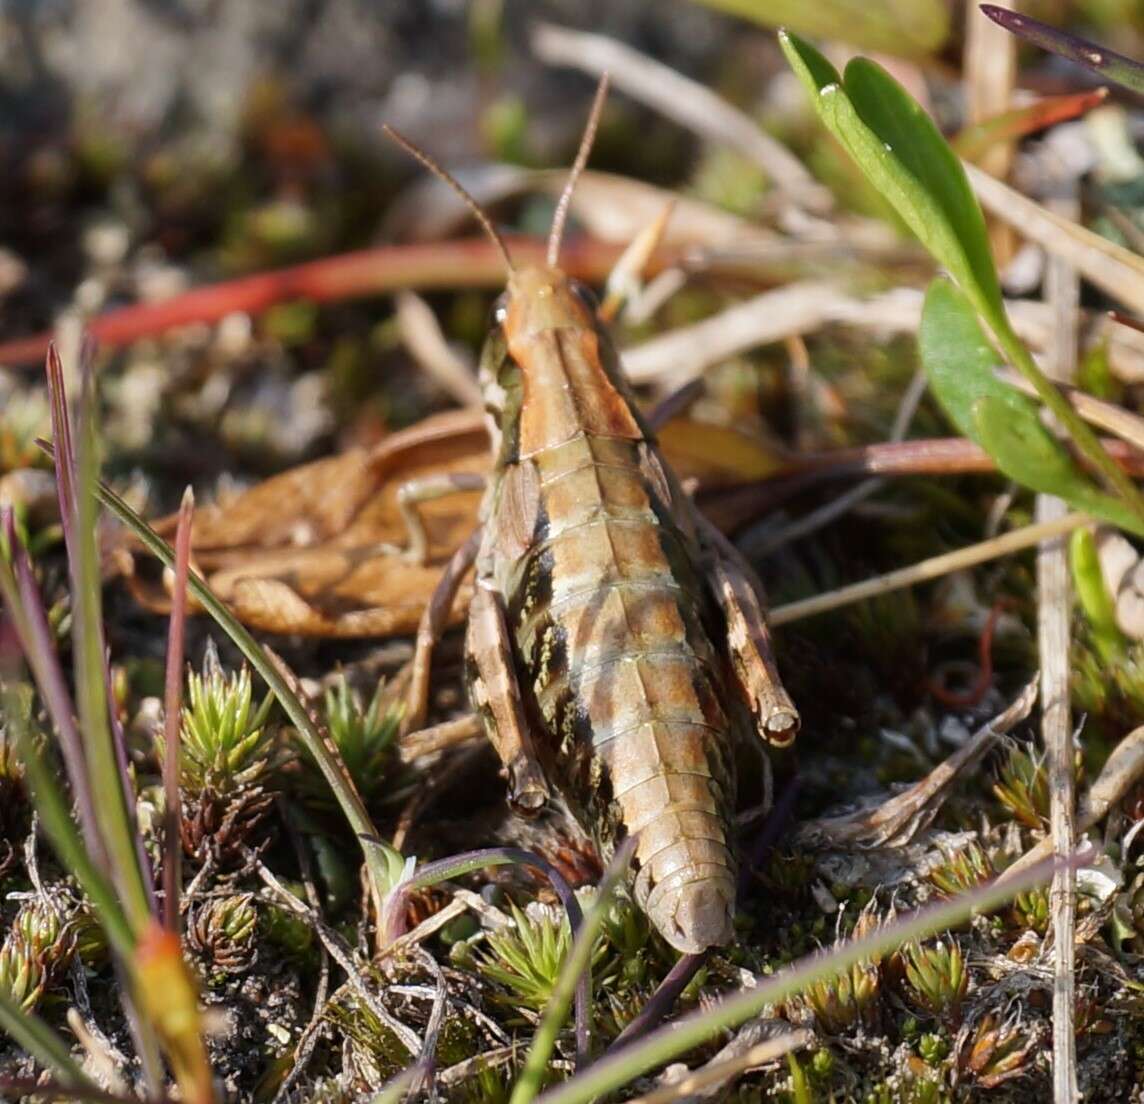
[534,855,1060,1104]
[920,279,1144,535]
[691,0,948,57]
[973,397,1144,535]
[1069,528,1124,661]
[0,989,94,1089]
[510,840,635,1104]
[918,277,1031,438]
[70,370,153,931]
[94,479,405,906]
[779,32,1001,327]
[782,32,1144,525]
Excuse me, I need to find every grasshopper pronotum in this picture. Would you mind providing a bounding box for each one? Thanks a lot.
[387,78,799,953]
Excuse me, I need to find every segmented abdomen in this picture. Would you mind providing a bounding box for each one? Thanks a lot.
[502,432,738,948]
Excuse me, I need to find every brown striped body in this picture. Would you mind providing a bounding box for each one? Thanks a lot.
[388,89,797,955]
[472,267,741,951]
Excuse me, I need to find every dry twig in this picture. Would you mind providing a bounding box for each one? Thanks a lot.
[1038,181,1080,1104]
[796,678,1038,849]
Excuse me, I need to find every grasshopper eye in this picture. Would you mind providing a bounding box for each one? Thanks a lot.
[490,293,509,327]
[569,280,599,314]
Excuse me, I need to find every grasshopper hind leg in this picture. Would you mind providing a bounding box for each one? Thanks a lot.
[402,526,482,735]
[465,578,550,813]
[698,514,799,747]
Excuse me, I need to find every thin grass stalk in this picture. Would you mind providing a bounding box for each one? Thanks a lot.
[534,855,1064,1104]
[0,679,133,958]
[980,5,1144,94]
[65,359,153,931]
[90,478,404,908]
[161,488,194,932]
[0,527,163,1090]
[609,951,707,1052]
[0,991,94,1089]
[0,510,105,867]
[510,839,637,1104]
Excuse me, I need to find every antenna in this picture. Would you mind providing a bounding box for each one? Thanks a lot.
[546,72,610,268]
[382,124,514,275]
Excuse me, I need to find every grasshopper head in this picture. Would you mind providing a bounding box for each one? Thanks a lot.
[497,265,598,342]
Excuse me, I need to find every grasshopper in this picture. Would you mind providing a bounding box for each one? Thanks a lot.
[386,78,798,953]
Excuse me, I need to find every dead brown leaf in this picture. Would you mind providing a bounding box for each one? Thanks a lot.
[114,408,783,637]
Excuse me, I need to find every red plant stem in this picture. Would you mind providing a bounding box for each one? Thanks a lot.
[928,598,1009,708]
[161,489,194,933]
[0,236,643,367]
[952,88,1108,161]
[705,436,1144,529]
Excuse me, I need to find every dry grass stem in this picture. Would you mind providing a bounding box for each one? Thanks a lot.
[621,1029,813,1104]
[797,678,1038,848]
[964,2,1018,261]
[769,512,1091,626]
[531,22,833,213]
[965,161,1144,315]
[1039,186,1080,1104]
[395,291,481,406]
[622,284,1144,387]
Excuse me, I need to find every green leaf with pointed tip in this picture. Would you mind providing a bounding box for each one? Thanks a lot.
[779,32,1003,331]
[693,0,948,57]
[973,396,1144,536]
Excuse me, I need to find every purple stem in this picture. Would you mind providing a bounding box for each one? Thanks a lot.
[44,346,77,564]
[607,951,709,1053]
[1,509,107,871]
[740,773,801,895]
[980,5,1144,95]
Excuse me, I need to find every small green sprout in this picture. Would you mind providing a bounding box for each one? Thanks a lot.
[898,939,967,1024]
[160,642,283,861]
[959,1012,1039,1089]
[927,842,996,898]
[803,957,881,1035]
[188,894,258,975]
[173,645,279,799]
[303,675,400,809]
[917,1031,949,1064]
[12,899,75,970]
[1009,886,1050,934]
[476,903,575,1013]
[992,742,1050,830]
[0,932,46,1013]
